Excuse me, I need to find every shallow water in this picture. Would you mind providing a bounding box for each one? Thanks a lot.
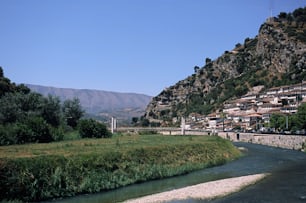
[46,142,306,203]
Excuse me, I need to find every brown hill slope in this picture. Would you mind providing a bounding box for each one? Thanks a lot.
[144,7,306,126]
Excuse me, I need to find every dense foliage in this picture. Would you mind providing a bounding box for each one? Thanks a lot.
[278,7,306,42]
[0,67,87,145]
[270,103,306,133]
[0,135,240,202]
[78,119,111,138]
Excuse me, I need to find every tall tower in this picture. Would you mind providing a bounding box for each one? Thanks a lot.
[181,117,185,135]
[267,0,274,23]
[111,117,117,133]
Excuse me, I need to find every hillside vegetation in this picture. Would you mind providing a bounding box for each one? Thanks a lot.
[143,7,306,126]
[0,67,111,145]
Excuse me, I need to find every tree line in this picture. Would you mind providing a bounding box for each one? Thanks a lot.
[0,67,111,145]
[269,103,306,134]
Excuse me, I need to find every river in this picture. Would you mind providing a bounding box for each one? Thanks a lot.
[47,142,306,203]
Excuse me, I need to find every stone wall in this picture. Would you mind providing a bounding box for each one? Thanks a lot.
[118,127,306,151]
[219,132,306,150]
[159,130,210,136]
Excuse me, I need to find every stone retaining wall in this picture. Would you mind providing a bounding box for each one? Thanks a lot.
[119,127,306,150]
[219,132,306,150]
[159,130,210,136]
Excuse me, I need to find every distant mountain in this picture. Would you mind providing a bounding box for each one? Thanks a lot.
[26,84,152,121]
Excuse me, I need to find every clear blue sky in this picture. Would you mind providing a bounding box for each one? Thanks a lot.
[1,0,305,96]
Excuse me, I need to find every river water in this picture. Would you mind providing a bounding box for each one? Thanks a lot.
[47,142,306,203]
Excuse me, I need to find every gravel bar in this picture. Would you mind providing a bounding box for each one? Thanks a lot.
[124,173,269,203]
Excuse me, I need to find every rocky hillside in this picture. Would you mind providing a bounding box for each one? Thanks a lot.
[144,7,306,126]
[27,84,152,121]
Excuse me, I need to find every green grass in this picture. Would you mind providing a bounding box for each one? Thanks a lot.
[0,134,241,202]
[0,134,231,158]
[62,130,80,141]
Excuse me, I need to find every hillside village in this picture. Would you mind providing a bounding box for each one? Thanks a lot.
[144,7,306,132]
[185,81,306,132]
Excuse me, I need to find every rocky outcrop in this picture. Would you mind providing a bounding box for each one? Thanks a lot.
[144,9,306,126]
[256,22,306,73]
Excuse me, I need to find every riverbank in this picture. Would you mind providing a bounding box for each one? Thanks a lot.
[47,142,306,203]
[124,173,268,203]
[0,135,241,202]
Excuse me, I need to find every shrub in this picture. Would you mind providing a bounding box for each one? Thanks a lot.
[50,127,64,142]
[23,116,54,143]
[0,124,17,145]
[78,119,111,138]
[0,116,56,145]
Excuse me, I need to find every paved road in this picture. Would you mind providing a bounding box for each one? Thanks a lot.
[181,142,306,203]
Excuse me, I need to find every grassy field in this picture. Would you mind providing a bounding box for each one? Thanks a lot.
[0,134,231,158]
[0,134,241,202]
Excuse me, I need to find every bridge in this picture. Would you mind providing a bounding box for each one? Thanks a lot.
[116,127,211,135]
[116,127,306,151]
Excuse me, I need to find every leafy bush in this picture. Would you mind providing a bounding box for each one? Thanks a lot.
[270,103,306,131]
[23,116,54,143]
[0,117,65,145]
[0,124,17,145]
[50,127,64,141]
[78,119,111,138]
[62,98,84,129]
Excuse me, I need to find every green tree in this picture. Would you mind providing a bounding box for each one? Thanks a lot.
[296,103,306,129]
[270,113,286,130]
[42,95,61,127]
[62,98,84,128]
[78,119,111,138]
[271,103,306,132]
[0,93,21,124]
[205,57,212,64]
[194,66,200,73]
[235,86,248,97]
[0,116,54,145]
[0,67,23,97]
[23,116,53,143]
[131,117,139,125]
[0,67,3,78]
[278,12,287,19]
[0,67,66,145]
[19,92,44,114]
[235,43,242,48]
[0,124,18,145]
[141,118,150,127]
[293,7,305,18]
[0,77,14,97]
[15,84,31,94]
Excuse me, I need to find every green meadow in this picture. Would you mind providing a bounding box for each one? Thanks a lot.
[0,134,241,202]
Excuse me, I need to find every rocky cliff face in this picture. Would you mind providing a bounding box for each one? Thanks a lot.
[144,10,306,126]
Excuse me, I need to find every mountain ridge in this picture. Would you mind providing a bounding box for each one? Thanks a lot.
[26,84,152,120]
